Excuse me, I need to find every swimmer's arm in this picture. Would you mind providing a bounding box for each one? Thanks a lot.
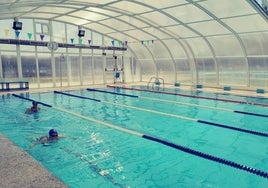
[26,136,48,150]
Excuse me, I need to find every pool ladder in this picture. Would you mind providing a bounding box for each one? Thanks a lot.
[147,77,164,90]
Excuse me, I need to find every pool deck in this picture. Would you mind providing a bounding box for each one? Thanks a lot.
[0,134,67,188]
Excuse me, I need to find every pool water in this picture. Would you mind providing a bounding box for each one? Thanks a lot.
[1,87,268,188]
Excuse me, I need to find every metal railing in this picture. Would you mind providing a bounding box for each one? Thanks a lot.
[147,77,164,90]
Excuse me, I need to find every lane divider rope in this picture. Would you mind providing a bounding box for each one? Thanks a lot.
[107,85,268,107]
[54,91,268,138]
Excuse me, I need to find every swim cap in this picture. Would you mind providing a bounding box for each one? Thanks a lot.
[49,129,58,137]
[32,101,38,106]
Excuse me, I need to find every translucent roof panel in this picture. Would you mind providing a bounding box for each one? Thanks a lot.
[241,32,268,56]
[86,7,122,17]
[137,0,187,9]
[117,15,149,28]
[207,35,244,57]
[184,38,214,58]
[163,4,213,23]
[55,16,90,26]
[129,43,153,59]
[198,0,257,18]
[138,11,179,26]
[108,1,153,14]
[123,29,155,41]
[69,11,108,21]
[147,42,172,59]
[222,15,268,33]
[98,19,135,31]
[188,20,232,36]
[163,39,188,58]
[83,23,116,34]
[142,27,172,40]
[164,25,199,38]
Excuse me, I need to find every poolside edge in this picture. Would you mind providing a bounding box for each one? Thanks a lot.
[0,133,67,188]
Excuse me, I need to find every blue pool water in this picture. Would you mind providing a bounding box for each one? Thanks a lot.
[1,87,268,188]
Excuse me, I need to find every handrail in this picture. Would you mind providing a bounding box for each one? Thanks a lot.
[147,77,164,90]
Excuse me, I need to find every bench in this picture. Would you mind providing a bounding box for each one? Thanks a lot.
[0,81,29,91]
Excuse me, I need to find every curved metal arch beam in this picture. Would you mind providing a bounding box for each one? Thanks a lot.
[188,0,249,86]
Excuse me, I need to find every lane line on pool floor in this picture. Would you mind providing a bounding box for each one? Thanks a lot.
[88,88,268,118]
[11,93,268,180]
[53,91,268,138]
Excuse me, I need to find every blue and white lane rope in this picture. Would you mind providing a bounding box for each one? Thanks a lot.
[54,91,268,138]
[107,85,268,107]
[88,88,268,118]
[11,93,268,179]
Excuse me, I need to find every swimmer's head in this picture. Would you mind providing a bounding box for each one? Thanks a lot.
[49,129,58,137]
[32,101,38,106]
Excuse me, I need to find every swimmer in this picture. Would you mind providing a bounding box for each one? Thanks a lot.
[28,129,63,150]
[25,101,41,114]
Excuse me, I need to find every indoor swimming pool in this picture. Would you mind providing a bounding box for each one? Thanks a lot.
[1,86,268,188]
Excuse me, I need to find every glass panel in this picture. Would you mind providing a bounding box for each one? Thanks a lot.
[84,23,115,34]
[109,1,153,14]
[222,15,268,32]
[38,54,53,88]
[55,54,68,87]
[142,27,171,39]
[141,0,186,8]
[189,20,231,36]
[241,32,268,56]
[0,19,13,39]
[52,22,66,43]
[34,6,75,14]
[69,55,80,86]
[164,4,212,23]
[140,59,156,81]
[86,7,122,17]
[128,43,152,59]
[174,59,192,84]
[124,29,154,40]
[248,57,268,88]
[56,16,89,26]
[148,42,171,59]
[1,52,18,81]
[70,10,108,21]
[139,11,179,26]
[163,39,188,59]
[24,13,57,19]
[117,15,149,28]
[93,56,104,84]
[66,24,78,45]
[199,0,255,17]
[185,38,214,57]
[207,35,244,57]
[165,25,199,38]
[82,55,93,85]
[18,19,34,40]
[196,58,216,85]
[99,19,134,31]
[218,57,247,86]
[21,53,37,84]
[92,32,102,46]
[155,59,175,83]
